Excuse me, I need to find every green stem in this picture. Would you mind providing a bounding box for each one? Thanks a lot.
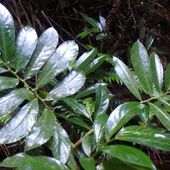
[1,61,54,113]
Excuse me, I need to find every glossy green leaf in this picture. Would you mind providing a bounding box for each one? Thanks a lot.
[130,41,152,94]
[149,103,170,131]
[94,113,108,142]
[51,123,72,164]
[0,99,39,144]
[66,153,78,170]
[25,27,59,79]
[75,48,97,71]
[0,153,68,170]
[0,76,19,91]
[62,98,90,119]
[47,71,86,100]
[84,55,106,75]
[25,109,56,151]
[75,83,107,99]
[37,40,78,87]
[0,67,7,73]
[79,158,95,170]
[113,56,141,99]
[150,52,163,93]
[115,126,170,151]
[13,26,37,71]
[105,102,144,141]
[165,64,170,91]
[0,3,15,62]
[101,158,146,170]
[82,136,93,156]
[95,86,109,116]
[66,116,91,130]
[80,13,99,28]
[0,88,33,118]
[158,98,170,111]
[101,145,156,170]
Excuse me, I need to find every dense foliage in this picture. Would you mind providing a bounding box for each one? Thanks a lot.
[0,3,170,170]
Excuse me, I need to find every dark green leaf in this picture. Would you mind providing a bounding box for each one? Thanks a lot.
[113,56,141,99]
[75,83,107,99]
[105,102,144,141]
[130,41,152,94]
[115,126,170,151]
[51,123,72,164]
[80,13,99,28]
[25,109,56,151]
[149,103,170,131]
[79,158,95,170]
[150,52,163,93]
[75,48,97,71]
[101,145,156,170]
[0,76,19,91]
[165,64,170,91]
[0,88,33,118]
[82,136,93,156]
[47,71,85,100]
[13,26,37,71]
[25,27,58,79]
[37,40,78,87]
[0,99,39,144]
[94,86,109,116]
[84,55,107,75]
[62,98,90,119]
[94,113,108,142]
[66,116,91,130]
[0,153,68,170]
[0,3,15,62]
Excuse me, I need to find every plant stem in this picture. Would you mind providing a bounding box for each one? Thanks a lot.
[72,129,93,149]
[1,61,54,113]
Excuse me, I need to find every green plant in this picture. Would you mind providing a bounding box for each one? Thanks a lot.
[1,3,170,170]
[77,13,107,40]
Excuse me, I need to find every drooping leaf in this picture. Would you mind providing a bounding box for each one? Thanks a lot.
[105,102,145,141]
[62,98,90,119]
[101,145,156,170]
[0,99,39,144]
[0,88,33,118]
[149,103,170,131]
[74,48,97,71]
[0,3,15,62]
[25,27,59,79]
[82,135,93,156]
[94,86,109,116]
[0,76,19,91]
[47,71,85,100]
[93,113,108,142]
[150,52,163,93]
[13,26,37,71]
[25,109,56,151]
[112,56,141,99]
[37,40,78,87]
[115,126,170,151]
[51,123,72,164]
[165,64,170,91]
[130,41,152,94]
[0,153,68,170]
[84,55,107,75]
[79,158,96,170]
